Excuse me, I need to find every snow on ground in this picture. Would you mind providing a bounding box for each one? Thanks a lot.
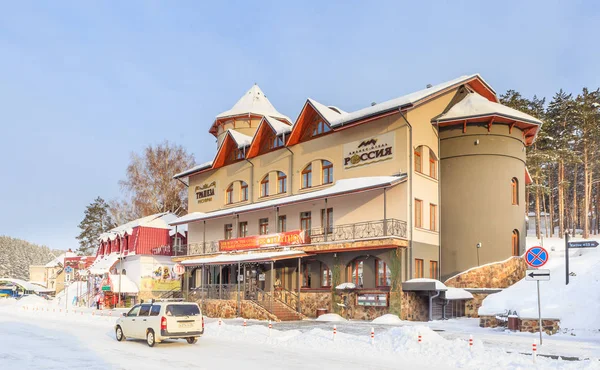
[315,313,347,322]
[372,314,404,325]
[1,299,598,369]
[479,235,600,335]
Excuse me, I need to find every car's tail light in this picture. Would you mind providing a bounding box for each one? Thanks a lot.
[161,316,167,331]
[202,317,204,330]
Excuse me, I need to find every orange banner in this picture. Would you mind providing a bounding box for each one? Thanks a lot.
[219,230,307,251]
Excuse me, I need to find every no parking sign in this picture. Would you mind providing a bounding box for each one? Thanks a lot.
[525,246,548,268]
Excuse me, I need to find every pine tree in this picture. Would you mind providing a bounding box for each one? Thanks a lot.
[76,197,115,255]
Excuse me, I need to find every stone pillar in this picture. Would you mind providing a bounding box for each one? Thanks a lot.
[389,248,403,317]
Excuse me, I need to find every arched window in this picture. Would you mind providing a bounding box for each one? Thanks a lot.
[322,160,333,184]
[512,230,520,256]
[260,175,269,197]
[226,183,234,204]
[277,171,287,193]
[302,164,312,188]
[321,262,332,287]
[376,259,391,287]
[429,149,437,179]
[240,181,248,201]
[511,178,519,205]
[347,258,365,288]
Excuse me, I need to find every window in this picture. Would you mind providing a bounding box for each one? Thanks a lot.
[415,199,423,228]
[127,305,141,317]
[348,260,364,288]
[321,208,333,234]
[376,259,391,287]
[277,171,287,193]
[272,135,284,149]
[415,259,424,278]
[238,222,248,237]
[512,230,519,256]
[224,224,233,240]
[260,175,269,197]
[321,263,332,287]
[139,304,151,316]
[226,184,233,204]
[430,204,437,231]
[429,149,437,179]
[511,178,518,205]
[302,164,312,188]
[429,261,438,279]
[302,263,311,288]
[414,147,422,173]
[278,215,287,233]
[231,148,244,161]
[312,121,331,137]
[241,181,248,201]
[259,218,269,235]
[300,212,312,231]
[322,160,333,184]
[150,305,161,316]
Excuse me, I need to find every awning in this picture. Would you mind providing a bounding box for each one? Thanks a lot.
[88,253,120,275]
[108,274,139,293]
[181,250,307,266]
[443,287,473,300]
[402,278,447,292]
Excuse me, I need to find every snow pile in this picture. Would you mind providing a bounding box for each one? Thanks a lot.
[372,314,403,325]
[16,295,50,307]
[479,236,600,332]
[52,281,89,307]
[315,313,347,322]
[335,282,356,290]
[0,297,17,306]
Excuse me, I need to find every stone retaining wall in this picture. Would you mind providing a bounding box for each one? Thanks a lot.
[400,292,429,321]
[300,292,332,318]
[445,256,526,289]
[479,315,560,335]
[198,299,279,322]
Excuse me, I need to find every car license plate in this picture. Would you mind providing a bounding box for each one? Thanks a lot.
[179,322,193,329]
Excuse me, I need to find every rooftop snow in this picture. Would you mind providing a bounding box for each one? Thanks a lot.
[0,278,50,293]
[45,252,77,268]
[403,278,448,291]
[181,250,306,266]
[108,274,139,293]
[328,74,492,128]
[227,129,254,148]
[435,92,543,125]
[264,115,292,135]
[99,212,177,241]
[170,175,406,226]
[88,253,120,275]
[216,84,291,122]
[173,161,213,180]
[307,98,347,124]
[444,287,474,300]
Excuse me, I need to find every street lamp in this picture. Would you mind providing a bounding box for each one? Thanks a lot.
[476,242,482,266]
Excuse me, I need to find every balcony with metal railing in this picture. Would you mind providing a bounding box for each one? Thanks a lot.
[173,218,407,257]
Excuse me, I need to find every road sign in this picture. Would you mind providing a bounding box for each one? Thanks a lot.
[173,263,185,276]
[526,269,550,281]
[568,240,599,249]
[525,246,549,268]
[101,285,111,291]
[65,266,73,273]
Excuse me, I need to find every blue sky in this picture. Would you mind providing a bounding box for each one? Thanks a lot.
[0,1,598,251]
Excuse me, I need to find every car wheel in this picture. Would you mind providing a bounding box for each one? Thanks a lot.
[146,329,156,347]
[115,326,125,342]
[186,337,197,344]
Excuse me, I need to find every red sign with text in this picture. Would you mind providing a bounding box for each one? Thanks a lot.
[219,230,308,251]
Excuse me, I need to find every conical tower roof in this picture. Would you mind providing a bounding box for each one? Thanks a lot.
[213,84,291,124]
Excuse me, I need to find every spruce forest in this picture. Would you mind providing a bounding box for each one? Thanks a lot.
[501,87,600,239]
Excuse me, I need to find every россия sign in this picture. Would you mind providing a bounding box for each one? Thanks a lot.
[219,230,307,251]
[343,132,395,170]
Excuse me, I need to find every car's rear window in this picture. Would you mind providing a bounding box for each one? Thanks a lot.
[166,304,200,317]
[150,305,161,316]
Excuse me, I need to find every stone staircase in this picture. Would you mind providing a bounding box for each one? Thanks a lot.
[269,299,304,321]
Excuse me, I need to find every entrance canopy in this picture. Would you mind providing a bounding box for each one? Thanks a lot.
[402,278,447,292]
[181,250,307,266]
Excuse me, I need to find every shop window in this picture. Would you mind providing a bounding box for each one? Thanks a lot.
[278,215,287,233]
[226,183,234,204]
[414,146,422,173]
[321,263,332,287]
[320,208,333,234]
[241,181,248,201]
[259,218,269,235]
[302,164,312,188]
[376,259,391,287]
[511,178,519,205]
[512,230,520,256]
[429,149,437,179]
[302,263,311,288]
[300,212,312,232]
[430,203,437,231]
[347,259,364,288]
[322,160,333,184]
[277,171,287,194]
[224,224,233,240]
[260,175,269,197]
[239,222,248,237]
[415,199,423,228]
[415,259,424,278]
[429,261,438,279]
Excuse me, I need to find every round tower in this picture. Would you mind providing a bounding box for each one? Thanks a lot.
[435,92,542,279]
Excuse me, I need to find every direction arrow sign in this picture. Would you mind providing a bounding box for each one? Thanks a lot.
[526,269,550,281]
[568,240,599,249]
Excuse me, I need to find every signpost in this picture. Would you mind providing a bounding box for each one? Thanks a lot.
[565,235,597,285]
[65,266,73,274]
[524,246,549,345]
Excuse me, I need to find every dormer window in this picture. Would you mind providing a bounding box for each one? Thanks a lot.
[230,148,244,162]
[272,135,284,149]
[312,121,331,137]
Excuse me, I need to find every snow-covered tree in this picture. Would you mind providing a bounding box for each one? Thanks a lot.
[76,197,115,255]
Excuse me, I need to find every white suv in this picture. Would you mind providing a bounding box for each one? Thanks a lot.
[115,301,204,347]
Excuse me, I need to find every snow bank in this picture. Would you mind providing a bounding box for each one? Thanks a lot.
[372,314,403,325]
[335,282,356,290]
[315,313,347,322]
[479,236,600,332]
[0,297,17,306]
[52,282,89,307]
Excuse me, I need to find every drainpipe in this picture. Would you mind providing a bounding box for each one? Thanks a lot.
[399,109,414,279]
[429,290,441,321]
[245,155,254,203]
[283,137,294,195]
[436,119,442,280]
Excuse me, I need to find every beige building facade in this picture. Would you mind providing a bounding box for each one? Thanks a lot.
[171,75,541,320]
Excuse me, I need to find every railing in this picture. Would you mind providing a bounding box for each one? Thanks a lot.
[276,288,299,311]
[255,287,273,313]
[309,218,407,243]
[189,284,239,301]
[172,241,220,257]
